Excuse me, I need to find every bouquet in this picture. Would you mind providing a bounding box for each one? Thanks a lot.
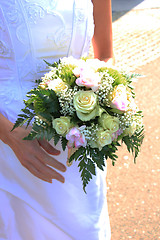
[13,57,144,192]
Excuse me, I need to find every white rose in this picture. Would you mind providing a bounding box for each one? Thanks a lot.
[48,78,68,93]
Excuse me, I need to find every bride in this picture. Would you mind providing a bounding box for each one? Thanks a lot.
[0,0,113,239]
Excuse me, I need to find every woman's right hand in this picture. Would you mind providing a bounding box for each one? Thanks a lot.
[0,114,66,184]
[9,127,66,183]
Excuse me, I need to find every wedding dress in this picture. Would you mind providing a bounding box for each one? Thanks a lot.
[0,0,111,239]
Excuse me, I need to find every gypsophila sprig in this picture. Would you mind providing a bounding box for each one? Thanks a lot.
[13,56,144,192]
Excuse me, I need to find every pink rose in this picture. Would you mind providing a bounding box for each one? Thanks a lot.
[75,68,100,92]
[110,85,129,111]
[66,127,87,149]
[111,95,128,111]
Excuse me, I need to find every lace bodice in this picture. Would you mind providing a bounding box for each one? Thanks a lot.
[0,0,94,121]
[0,0,94,82]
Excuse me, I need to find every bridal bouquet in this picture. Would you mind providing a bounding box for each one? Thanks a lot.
[13,57,144,192]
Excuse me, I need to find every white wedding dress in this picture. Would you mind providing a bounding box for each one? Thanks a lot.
[0,0,111,239]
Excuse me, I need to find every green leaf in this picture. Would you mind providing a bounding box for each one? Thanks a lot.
[43,59,60,68]
[107,68,127,86]
[11,118,28,131]
[61,137,68,151]
[23,131,37,140]
[52,129,60,145]
[122,127,144,163]
[46,128,54,141]
[87,159,96,175]
[110,108,124,114]
[68,147,94,192]
[60,64,77,86]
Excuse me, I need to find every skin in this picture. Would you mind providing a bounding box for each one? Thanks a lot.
[92,0,113,62]
[0,0,113,184]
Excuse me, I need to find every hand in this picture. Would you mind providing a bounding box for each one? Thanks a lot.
[8,127,66,183]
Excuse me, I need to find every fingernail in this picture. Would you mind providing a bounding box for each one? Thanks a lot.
[59,177,65,183]
[62,165,67,172]
[61,178,65,183]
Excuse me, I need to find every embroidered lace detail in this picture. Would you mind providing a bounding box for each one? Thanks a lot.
[16,24,29,44]
[24,0,58,11]
[23,1,70,52]
[47,29,70,49]
[25,4,45,24]
[6,6,23,25]
[0,7,12,58]
[23,0,58,24]
[0,41,11,57]
[75,8,86,22]
[0,18,5,31]
[0,86,20,105]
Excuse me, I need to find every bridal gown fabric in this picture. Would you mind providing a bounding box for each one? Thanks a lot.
[0,0,111,239]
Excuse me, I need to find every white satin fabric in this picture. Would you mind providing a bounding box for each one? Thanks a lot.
[0,0,111,239]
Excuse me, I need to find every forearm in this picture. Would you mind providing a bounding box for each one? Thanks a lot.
[0,113,14,145]
[92,0,113,61]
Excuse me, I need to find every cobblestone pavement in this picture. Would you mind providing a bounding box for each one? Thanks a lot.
[106,8,160,240]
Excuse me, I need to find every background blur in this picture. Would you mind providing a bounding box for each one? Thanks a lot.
[107,0,160,239]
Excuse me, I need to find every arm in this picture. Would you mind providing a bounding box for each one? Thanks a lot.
[0,113,66,183]
[92,0,113,62]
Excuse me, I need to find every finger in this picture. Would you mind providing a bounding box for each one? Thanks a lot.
[36,148,66,172]
[29,157,65,183]
[38,139,61,155]
[25,162,52,183]
[43,155,66,173]
[26,161,65,183]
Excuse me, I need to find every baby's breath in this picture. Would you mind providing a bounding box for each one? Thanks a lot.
[58,86,78,116]
[96,72,114,106]
[80,123,99,142]
[132,114,144,131]
[117,111,133,130]
[117,111,143,131]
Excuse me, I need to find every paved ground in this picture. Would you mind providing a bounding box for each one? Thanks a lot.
[112,0,160,12]
[105,5,160,240]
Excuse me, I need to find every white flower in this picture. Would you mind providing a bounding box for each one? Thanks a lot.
[61,56,85,67]
[48,78,68,93]
[41,71,54,81]
[85,59,107,71]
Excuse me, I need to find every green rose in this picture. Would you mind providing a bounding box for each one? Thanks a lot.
[97,128,112,149]
[52,116,72,136]
[73,90,98,121]
[123,121,137,137]
[88,139,99,149]
[99,114,119,133]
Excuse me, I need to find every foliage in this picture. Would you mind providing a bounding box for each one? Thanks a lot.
[60,64,77,86]
[122,127,145,163]
[107,68,127,86]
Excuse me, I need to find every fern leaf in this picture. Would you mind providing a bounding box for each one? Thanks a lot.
[61,137,68,151]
